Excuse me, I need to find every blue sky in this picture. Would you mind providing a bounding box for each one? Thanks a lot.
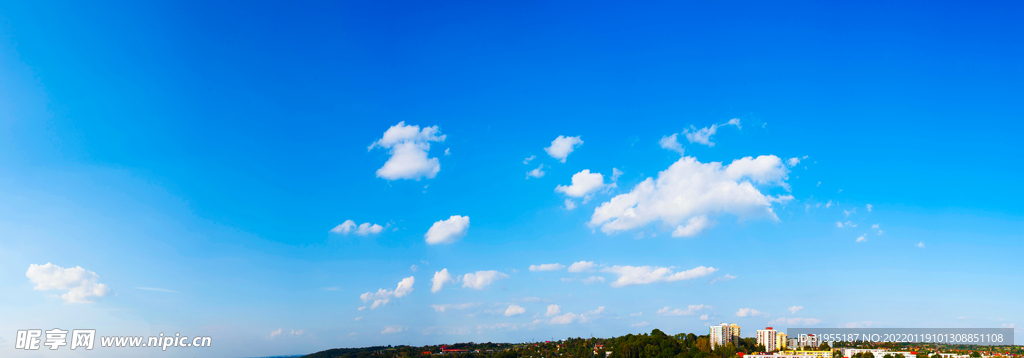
[1,0,1022,357]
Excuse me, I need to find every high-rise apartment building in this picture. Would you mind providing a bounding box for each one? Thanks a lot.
[757,327,778,352]
[710,323,741,350]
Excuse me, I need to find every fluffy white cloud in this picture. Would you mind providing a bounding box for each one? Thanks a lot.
[523,155,536,164]
[866,204,873,212]
[582,276,606,284]
[26,263,110,304]
[556,170,608,197]
[786,157,801,167]
[568,261,598,273]
[504,305,526,316]
[657,305,710,316]
[916,241,925,248]
[602,265,717,288]
[671,215,714,238]
[331,220,384,235]
[545,135,583,162]
[564,199,577,210]
[659,134,685,154]
[369,122,446,180]
[529,263,565,272]
[789,306,804,314]
[770,317,822,326]
[631,321,650,327]
[381,326,406,334]
[546,304,562,317]
[700,314,709,320]
[590,155,791,237]
[269,328,282,338]
[682,118,741,147]
[527,165,546,179]
[709,274,737,284]
[612,168,624,182]
[359,276,414,309]
[856,235,867,243]
[736,308,769,317]
[431,269,457,293]
[550,312,577,324]
[462,271,509,290]
[425,215,470,245]
[430,303,480,312]
[630,312,642,317]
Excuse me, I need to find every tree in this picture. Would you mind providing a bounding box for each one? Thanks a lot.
[833,350,844,358]
[696,338,711,353]
[819,342,831,351]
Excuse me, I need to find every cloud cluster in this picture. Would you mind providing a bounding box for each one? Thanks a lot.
[657,305,710,316]
[331,220,384,235]
[590,155,791,238]
[736,308,769,317]
[602,265,717,288]
[681,119,741,147]
[430,303,480,313]
[568,261,599,273]
[462,271,509,290]
[709,274,737,285]
[359,276,414,309]
[431,269,457,293]
[26,263,110,304]
[381,326,406,334]
[529,263,565,272]
[545,136,583,162]
[788,306,804,314]
[556,170,609,198]
[549,306,605,324]
[425,216,470,245]
[504,305,526,316]
[369,122,446,180]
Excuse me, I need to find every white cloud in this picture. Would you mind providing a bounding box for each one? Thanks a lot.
[682,119,741,147]
[26,263,110,304]
[431,269,457,293]
[582,276,606,284]
[916,241,925,248]
[856,235,867,243]
[568,261,599,273]
[462,271,509,290]
[546,304,562,317]
[269,328,282,338]
[369,122,446,180]
[866,204,873,211]
[529,263,565,272]
[381,326,406,334]
[359,276,414,309]
[545,135,583,162]
[564,199,577,210]
[590,155,791,237]
[444,148,450,156]
[786,157,800,167]
[699,314,709,320]
[556,170,608,197]
[612,168,624,182]
[331,220,384,236]
[631,321,650,328]
[358,306,366,311]
[548,306,605,324]
[354,316,362,321]
[527,165,546,179]
[709,274,737,285]
[630,312,642,317]
[659,134,685,154]
[789,306,804,314]
[504,305,526,316]
[844,208,856,217]
[430,303,480,312]
[602,265,717,288]
[770,317,822,326]
[657,305,710,316]
[671,215,714,237]
[736,308,769,317]
[523,155,536,164]
[826,200,833,208]
[425,215,470,245]
[410,265,418,272]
